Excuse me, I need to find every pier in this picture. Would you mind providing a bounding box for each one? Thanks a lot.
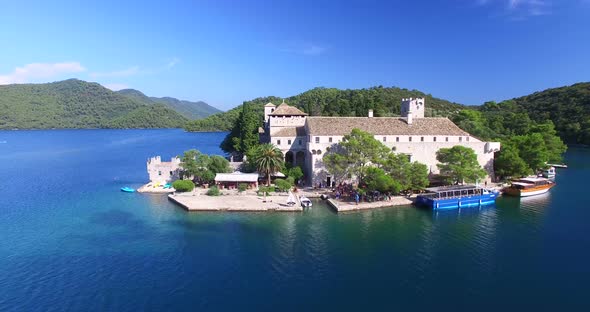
[326,197,414,213]
[168,191,303,212]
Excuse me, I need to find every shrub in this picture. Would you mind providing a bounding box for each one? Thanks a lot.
[206,185,220,196]
[257,186,274,196]
[238,183,248,193]
[172,179,195,192]
[274,178,292,192]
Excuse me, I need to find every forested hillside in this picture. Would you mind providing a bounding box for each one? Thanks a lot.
[0,79,187,129]
[185,86,464,132]
[511,82,590,145]
[116,89,221,119]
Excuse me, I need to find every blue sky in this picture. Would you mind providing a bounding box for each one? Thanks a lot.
[0,0,588,110]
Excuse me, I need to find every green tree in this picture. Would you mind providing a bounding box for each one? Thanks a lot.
[364,167,402,193]
[408,162,429,190]
[513,133,549,172]
[436,146,487,184]
[287,166,304,184]
[323,128,390,184]
[323,150,351,185]
[494,143,530,180]
[252,143,284,186]
[180,149,200,179]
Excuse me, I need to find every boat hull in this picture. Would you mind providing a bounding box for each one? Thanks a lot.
[416,192,498,210]
[504,184,554,197]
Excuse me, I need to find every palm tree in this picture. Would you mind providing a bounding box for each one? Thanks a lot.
[253,143,284,186]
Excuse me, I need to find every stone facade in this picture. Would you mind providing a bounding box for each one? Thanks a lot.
[260,98,501,186]
[147,156,181,183]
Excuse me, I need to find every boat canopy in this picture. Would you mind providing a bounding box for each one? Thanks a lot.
[422,185,490,199]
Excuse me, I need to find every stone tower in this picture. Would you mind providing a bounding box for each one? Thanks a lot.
[401,98,425,118]
[264,102,276,124]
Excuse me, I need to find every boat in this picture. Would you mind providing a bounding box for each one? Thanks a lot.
[541,167,556,178]
[299,196,312,208]
[415,185,499,210]
[286,192,297,206]
[503,177,555,197]
[120,187,135,193]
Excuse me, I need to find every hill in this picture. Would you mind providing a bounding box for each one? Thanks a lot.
[185,86,465,132]
[0,79,188,129]
[116,89,221,119]
[511,82,590,145]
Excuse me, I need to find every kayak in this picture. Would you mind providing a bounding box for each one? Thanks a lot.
[121,187,135,193]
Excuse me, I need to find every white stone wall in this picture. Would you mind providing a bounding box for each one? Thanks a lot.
[147,156,181,183]
[307,138,499,185]
[271,136,307,152]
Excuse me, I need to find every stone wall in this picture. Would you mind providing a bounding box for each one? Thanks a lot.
[147,156,181,183]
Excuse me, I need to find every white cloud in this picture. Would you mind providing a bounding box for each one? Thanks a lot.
[103,83,129,91]
[0,62,86,85]
[165,57,180,69]
[476,0,552,18]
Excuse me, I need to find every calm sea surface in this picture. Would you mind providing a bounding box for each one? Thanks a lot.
[0,129,589,311]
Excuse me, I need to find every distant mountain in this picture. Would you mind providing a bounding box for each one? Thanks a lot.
[185,86,465,132]
[510,82,590,145]
[0,79,188,129]
[116,89,221,119]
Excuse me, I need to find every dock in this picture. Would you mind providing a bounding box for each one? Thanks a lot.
[326,197,414,213]
[168,191,303,212]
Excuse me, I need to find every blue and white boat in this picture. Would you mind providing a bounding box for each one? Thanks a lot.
[416,185,499,210]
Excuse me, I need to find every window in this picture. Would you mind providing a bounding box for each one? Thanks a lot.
[299,139,302,145]
[158,171,162,176]
[466,137,470,142]
[315,137,320,143]
[169,171,173,176]
[433,137,437,142]
[329,137,333,143]
[420,137,424,142]
[383,137,387,142]
[409,137,412,142]
[317,149,322,155]
[396,137,399,142]
[445,137,449,142]
[288,140,292,145]
[277,140,281,145]
[459,137,463,142]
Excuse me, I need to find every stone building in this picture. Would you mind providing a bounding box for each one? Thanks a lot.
[147,156,181,183]
[260,98,501,186]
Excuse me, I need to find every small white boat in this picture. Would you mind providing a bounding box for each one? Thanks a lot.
[286,192,297,206]
[541,167,556,178]
[300,196,312,208]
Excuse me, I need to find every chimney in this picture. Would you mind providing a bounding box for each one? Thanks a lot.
[368,109,374,118]
[407,112,413,124]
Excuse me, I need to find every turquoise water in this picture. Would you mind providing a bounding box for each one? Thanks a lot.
[0,129,589,311]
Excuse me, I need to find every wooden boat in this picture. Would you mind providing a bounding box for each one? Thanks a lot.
[299,196,312,208]
[503,177,555,197]
[416,185,499,210]
[121,187,135,193]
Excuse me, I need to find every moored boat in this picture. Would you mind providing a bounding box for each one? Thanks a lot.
[286,192,297,206]
[416,185,499,210]
[503,177,555,197]
[121,187,135,193]
[299,196,312,208]
[541,167,556,178]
